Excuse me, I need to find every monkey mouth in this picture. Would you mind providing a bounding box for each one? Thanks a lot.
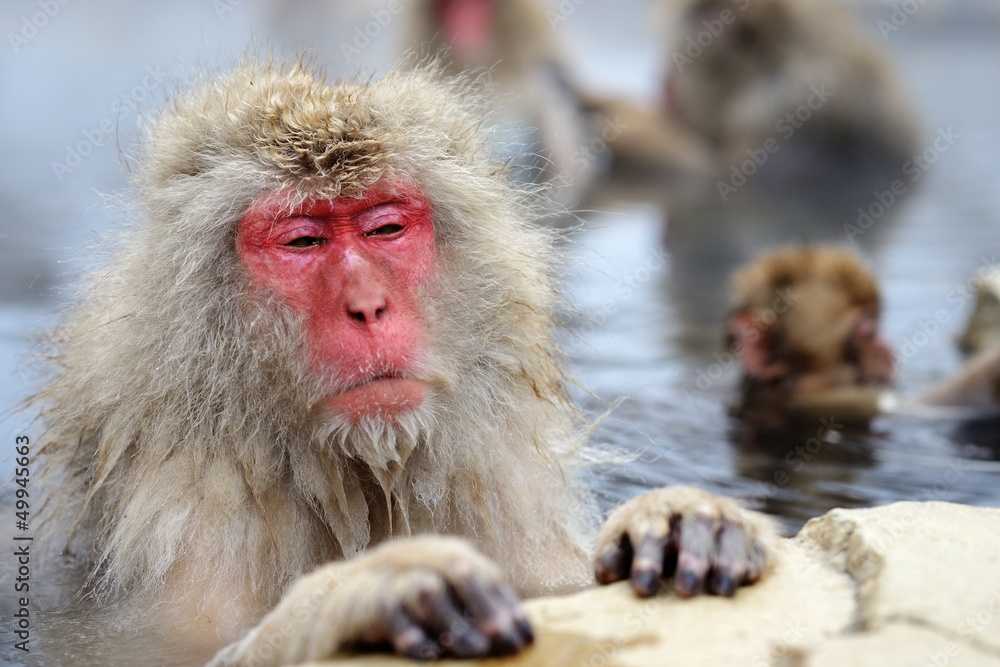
[327,375,426,424]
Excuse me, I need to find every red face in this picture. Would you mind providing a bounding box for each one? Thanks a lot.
[238,181,436,424]
[435,0,495,56]
[850,314,895,386]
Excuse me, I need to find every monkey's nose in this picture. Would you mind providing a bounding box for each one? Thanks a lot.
[346,295,387,325]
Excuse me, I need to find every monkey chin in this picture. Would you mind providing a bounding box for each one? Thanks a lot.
[327,378,426,425]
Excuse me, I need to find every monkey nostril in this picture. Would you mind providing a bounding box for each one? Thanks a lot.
[347,302,387,325]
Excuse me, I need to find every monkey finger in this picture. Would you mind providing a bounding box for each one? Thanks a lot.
[480,581,532,656]
[387,607,440,660]
[674,514,716,598]
[708,520,749,597]
[451,574,505,625]
[451,576,528,655]
[595,534,634,586]
[490,580,535,647]
[410,585,490,658]
[629,533,669,598]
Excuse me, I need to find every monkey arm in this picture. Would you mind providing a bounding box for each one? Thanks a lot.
[919,344,1000,411]
[208,536,532,666]
[785,385,889,424]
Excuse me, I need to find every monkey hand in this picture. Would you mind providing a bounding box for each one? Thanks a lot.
[594,486,776,598]
[209,536,533,667]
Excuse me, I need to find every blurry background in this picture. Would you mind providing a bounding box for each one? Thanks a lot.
[2,0,1000,539]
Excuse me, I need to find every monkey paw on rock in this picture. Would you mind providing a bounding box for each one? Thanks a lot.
[594,486,777,598]
[210,536,533,666]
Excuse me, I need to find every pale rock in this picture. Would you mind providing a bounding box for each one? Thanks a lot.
[304,501,1000,667]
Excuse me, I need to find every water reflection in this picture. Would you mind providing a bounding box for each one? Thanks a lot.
[730,418,880,524]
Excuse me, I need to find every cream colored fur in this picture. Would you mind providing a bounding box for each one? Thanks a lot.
[33,59,594,624]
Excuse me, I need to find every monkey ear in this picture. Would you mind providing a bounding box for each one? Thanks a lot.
[730,312,789,381]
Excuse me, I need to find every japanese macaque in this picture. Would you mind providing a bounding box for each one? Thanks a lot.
[32,58,775,666]
[411,0,558,77]
[409,0,596,199]
[409,0,710,199]
[925,267,1000,410]
[662,0,920,174]
[957,268,1000,356]
[921,344,1000,411]
[923,267,1000,411]
[727,246,895,424]
[728,248,1000,423]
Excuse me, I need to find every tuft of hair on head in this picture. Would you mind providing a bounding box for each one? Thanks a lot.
[730,245,880,315]
[729,245,883,376]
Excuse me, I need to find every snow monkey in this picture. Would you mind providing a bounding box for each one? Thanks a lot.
[408,0,713,197]
[32,58,775,666]
[728,246,895,424]
[408,0,598,201]
[728,247,1000,424]
[663,0,919,172]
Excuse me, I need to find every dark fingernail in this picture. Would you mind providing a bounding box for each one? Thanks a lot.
[405,640,441,661]
[631,568,660,597]
[451,628,490,657]
[675,569,703,597]
[491,631,525,657]
[595,548,629,585]
[515,617,535,645]
[595,566,621,585]
[709,570,737,597]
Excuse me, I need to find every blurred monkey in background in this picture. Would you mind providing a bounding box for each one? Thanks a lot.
[410,0,601,202]
[410,0,712,203]
[662,0,920,180]
[728,247,1000,424]
[727,246,894,425]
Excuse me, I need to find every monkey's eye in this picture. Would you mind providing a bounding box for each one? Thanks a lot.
[284,236,326,247]
[365,224,404,237]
